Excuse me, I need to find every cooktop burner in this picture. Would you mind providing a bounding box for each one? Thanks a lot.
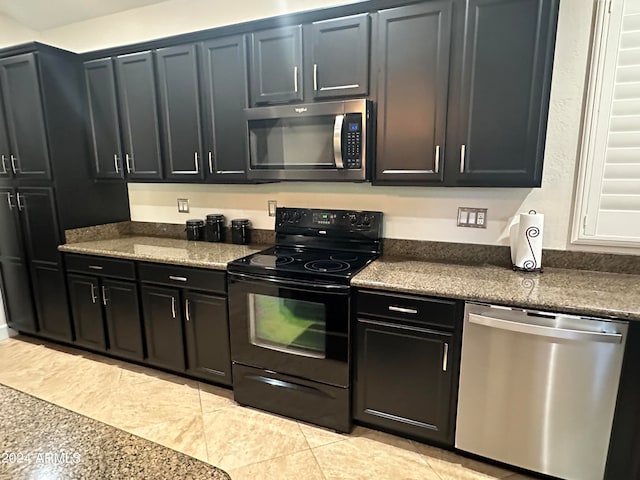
[329,253,360,262]
[249,255,295,267]
[304,260,350,273]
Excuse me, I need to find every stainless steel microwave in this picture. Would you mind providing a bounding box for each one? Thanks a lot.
[245,99,371,182]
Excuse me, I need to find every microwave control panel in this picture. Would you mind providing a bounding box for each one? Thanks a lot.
[344,114,362,169]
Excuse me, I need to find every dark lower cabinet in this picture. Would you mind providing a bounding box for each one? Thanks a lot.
[32,266,72,341]
[141,284,186,371]
[184,290,231,385]
[67,274,106,350]
[103,278,144,361]
[0,260,37,333]
[354,290,462,445]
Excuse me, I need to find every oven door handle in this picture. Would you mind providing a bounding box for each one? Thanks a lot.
[229,272,350,292]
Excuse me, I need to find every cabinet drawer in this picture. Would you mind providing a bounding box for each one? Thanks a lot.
[138,262,226,294]
[357,290,458,329]
[65,254,135,280]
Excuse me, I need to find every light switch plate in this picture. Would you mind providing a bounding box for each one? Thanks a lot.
[177,198,190,213]
[457,207,488,228]
[268,200,277,217]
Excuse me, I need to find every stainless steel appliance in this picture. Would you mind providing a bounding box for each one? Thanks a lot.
[456,303,628,480]
[227,207,383,432]
[245,99,371,182]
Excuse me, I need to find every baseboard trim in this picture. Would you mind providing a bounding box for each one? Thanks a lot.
[0,324,17,341]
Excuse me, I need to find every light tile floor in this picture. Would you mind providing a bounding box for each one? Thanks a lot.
[0,336,538,480]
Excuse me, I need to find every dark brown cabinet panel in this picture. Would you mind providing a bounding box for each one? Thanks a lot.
[115,51,163,180]
[0,53,51,180]
[84,58,124,179]
[156,45,204,180]
[446,0,557,186]
[374,1,452,185]
[103,278,144,361]
[184,291,231,385]
[141,284,186,371]
[200,36,249,181]
[68,273,106,350]
[250,25,304,105]
[0,260,37,334]
[310,14,369,99]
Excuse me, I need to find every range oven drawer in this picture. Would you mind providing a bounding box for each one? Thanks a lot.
[233,363,351,433]
[138,262,226,294]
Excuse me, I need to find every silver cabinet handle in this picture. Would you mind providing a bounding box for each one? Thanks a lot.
[333,114,345,169]
[6,192,14,210]
[313,63,318,91]
[194,152,199,172]
[169,275,187,282]
[88,265,104,270]
[442,342,449,372]
[185,299,191,322]
[90,283,97,304]
[388,305,418,314]
[435,145,440,173]
[294,65,299,93]
[125,154,132,173]
[10,154,17,174]
[102,286,108,306]
[171,296,176,319]
[460,144,466,173]
[0,154,6,174]
[113,154,120,174]
[16,193,24,211]
[208,151,214,174]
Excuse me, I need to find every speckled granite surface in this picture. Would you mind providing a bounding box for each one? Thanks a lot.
[59,236,265,270]
[0,384,229,480]
[352,258,640,321]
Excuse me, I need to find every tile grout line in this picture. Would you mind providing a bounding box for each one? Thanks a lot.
[197,383,213,464]
[308,445,329,480]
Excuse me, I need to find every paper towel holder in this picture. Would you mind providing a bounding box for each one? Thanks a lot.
[511,209,544,273]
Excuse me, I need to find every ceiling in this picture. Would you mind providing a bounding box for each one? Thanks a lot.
[0,0,171,31]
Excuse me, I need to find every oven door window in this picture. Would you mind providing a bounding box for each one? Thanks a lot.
[249,294,326,358]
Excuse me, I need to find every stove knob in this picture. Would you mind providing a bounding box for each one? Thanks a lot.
[362,215,371,227]
[281,211,290,222]
[348,213,358,225]
[292,210,301,222]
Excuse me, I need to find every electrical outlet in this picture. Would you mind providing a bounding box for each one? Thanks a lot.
[268,200,277,217]
[457,207,488,228]
[177,198,190,213]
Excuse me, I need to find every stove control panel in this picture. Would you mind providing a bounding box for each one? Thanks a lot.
[276,207,383,234]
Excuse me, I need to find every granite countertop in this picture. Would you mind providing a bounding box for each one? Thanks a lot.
[0,384,230,480]
[59,236,266,270]
[352,257,640,321]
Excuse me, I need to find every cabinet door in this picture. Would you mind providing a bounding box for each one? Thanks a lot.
[141,284,185,371]
[0,260,37,333]
[0,188,23,263]
[200,36,249,182]
[31,265,72,341]
[0,94,11,179]
[17,187,61,266]
[250,26,303,105]
[311,15,369,99]
[448,0,557,187]
[184,291,231,385]
[156,45,204,181]
[354,317,454,444]
[374,2,452,185]
[68,274,106,350]
[115,51,163,180]
[103,278,144,361]
[0,53,51,180]
[84,58,124,179]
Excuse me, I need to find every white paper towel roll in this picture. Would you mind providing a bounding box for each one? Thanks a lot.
[511,211,544,271]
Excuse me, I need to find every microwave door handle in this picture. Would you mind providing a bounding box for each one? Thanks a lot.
[333,114,345,169]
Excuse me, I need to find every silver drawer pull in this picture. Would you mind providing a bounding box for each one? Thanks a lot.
[171,296,176,319]
[169,275,187,282]
[442,342,449,372]
[88,265,104,270]
[388,305,418,314]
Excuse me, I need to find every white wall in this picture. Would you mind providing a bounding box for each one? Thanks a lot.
[0,13,38,48]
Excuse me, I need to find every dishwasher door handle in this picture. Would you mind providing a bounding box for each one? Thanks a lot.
[468,313,624,344]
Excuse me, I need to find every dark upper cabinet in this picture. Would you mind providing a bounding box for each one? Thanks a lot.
[184,290,231,385]
[68,273,106,350]
[0,53,51,181]
[373,2,452,185]
[0,187,23,263]
[156,45,204,181]
[84,58,124,179]
[250,25,304,105]
[115,51,163,180]
[199,36,249,181]
[309,14,370,99]
[445,0,558,187]
[141,284,186,371]
[103,278,144,361]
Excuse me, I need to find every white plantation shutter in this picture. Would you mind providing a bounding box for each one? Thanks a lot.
[576,0,640,246]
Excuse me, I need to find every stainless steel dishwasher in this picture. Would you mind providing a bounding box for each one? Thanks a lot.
[456,302,628,480]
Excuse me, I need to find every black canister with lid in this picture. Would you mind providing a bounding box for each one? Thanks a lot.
[185,219,204,241]
[204,214,226,242]
[231,219,251,245]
